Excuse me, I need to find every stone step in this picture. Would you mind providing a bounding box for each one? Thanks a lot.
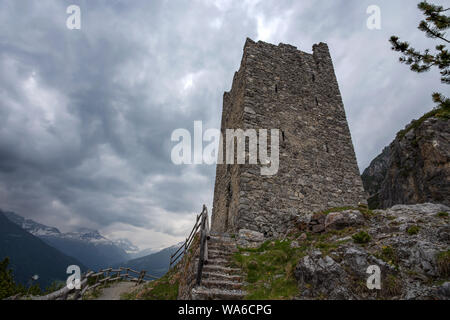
[209,232,234,238]
[203,265,242,276]
[207,249,233,259]
[191,286,246,300]
[207,244,237,252]
[205,258,231,267]
[208,235,235,243]
[201,279,243,291]
[202,272,242,282]
[207,253,233,261]
[207,239,237,246]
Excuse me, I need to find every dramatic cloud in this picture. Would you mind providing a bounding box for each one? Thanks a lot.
[0,0,447,249]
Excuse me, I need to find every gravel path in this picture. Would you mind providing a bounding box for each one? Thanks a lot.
[95,281,137,300]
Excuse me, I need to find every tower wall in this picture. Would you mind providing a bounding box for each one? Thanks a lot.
[211,38,367,237]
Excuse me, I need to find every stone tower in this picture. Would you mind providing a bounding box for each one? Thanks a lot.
[211,38,366,238]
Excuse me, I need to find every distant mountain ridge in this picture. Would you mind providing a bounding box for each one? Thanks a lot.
[1,209,181,279]
[4,211,117,245]
[3,210,140,270]
[117,242,184,278]
[0,211,86,288]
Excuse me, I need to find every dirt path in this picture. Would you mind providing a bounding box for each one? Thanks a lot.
[95,281,137,300]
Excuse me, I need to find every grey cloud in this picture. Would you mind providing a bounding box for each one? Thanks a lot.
[0,0,447,248]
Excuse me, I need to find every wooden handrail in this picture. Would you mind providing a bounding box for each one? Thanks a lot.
[169,205,209,268]
[196,205,209,286]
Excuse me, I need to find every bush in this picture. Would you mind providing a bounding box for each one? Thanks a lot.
[406,225,420,235]
[437,212,448,218]
[436,250,450,277]
[352,231,371,244]
[378,245,399,267]
[382,274,402,297]
[0,257,18,299]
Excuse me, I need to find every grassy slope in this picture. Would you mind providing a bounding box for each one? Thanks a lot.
[230,207,375,300]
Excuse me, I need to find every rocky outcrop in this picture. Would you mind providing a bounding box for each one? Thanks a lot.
[293,203,450,300]
[236,228,264,248]
[362,113,449,209]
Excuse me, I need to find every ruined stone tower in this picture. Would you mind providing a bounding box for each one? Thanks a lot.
[211,38,366,238]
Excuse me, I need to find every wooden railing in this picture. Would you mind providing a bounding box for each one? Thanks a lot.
[169,205,210,270]
[196,205,210,286]
[14,267,158,300]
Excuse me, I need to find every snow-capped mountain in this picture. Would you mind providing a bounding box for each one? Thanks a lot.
[3,211,134,270]
[4,212,116,245]
[3,211,61,237]
[0,211,86,288]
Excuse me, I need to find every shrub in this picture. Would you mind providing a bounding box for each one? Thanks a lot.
[436,250,450,277]
[437,212,448,218]
[382,274,402,297]
[406,225,420,235]
[352,231,371,244]
[0,257,18,299]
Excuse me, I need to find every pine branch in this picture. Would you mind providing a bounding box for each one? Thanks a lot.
[419,21,450,42]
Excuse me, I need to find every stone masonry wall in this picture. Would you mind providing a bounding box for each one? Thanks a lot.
[211,38,367,238]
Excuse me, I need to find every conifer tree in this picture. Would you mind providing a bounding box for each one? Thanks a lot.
[390,1,449,108]
[0,257,18,299]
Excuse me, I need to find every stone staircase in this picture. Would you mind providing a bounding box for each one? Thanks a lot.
[191,233,246,300]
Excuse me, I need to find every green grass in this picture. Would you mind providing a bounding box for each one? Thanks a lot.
[83,287,102,300]
[232,240,308,299]
[437,211,448,218]
[121,268,178,300]
[375,245,399,268]
[436,250,450,277]
[352,231,371,244]
[406,225,420,235]
[382,274,402,297]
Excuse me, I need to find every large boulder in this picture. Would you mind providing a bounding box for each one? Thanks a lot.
[324,210,365,231]
[236,229,264,248]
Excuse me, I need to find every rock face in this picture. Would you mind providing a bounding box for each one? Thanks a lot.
[211,38,366,239]
[362,115,449,209]
[294,203,450,300]
[236,228,264,248]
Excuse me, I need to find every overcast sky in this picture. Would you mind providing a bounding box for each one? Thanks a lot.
[0,0,447,250]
